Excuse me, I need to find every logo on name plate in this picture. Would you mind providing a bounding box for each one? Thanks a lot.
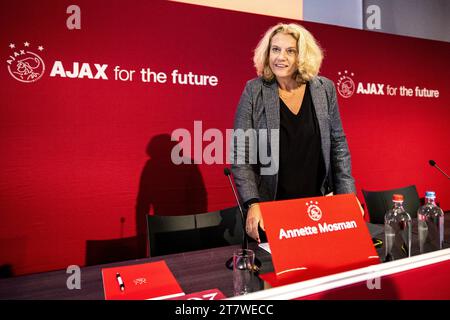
[6,41,45,83]
[306,200,322,221]
[133,277,147,285]
[336,70,355,98]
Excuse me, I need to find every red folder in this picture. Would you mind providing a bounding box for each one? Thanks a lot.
[259,194,380,286]
[102,260,185,300]
[168,289,226,300]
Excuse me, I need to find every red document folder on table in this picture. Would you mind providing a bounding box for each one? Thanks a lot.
[259,194,380,287]
[102,260,185,300]
[168,289,226,300]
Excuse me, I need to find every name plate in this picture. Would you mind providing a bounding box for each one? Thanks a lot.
[259,194,380,282]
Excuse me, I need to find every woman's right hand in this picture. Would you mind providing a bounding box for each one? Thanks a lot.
[246,203,265,243]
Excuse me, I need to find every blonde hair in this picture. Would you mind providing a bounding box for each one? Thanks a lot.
[253,23,323,83]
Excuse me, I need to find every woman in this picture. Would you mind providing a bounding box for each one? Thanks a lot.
[231,23,357,243]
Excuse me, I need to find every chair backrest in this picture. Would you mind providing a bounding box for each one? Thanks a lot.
[362,185,420,224]
[85,236,140,266]
[146,206,243,257]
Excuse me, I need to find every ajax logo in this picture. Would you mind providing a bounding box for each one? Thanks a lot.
[336,70,355,98]
[306,200,322,221]
[133,278,147,285]
[6,41,45,83]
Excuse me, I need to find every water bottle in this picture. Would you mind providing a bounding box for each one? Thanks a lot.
[384,194,412,262]
[418,191,444,254]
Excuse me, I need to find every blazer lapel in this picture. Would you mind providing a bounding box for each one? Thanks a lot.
[262,80,280,131]
[310,77,331,174]
[261,80,280,197]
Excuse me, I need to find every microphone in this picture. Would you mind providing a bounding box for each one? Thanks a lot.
[429,160,450,179]
[224,168,246,240]
[223,167,262,270]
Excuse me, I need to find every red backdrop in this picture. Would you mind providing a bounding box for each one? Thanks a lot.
[1,0,449,276]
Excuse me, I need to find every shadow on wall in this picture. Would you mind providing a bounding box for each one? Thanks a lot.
[135,134,208,257]
[84,134,207,265]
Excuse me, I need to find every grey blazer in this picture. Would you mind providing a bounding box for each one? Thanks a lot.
[231,76,356,205]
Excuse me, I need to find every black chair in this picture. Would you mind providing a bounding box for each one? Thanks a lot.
[362,185,421,224]
[85,236,140,266]
[146,206,243,257]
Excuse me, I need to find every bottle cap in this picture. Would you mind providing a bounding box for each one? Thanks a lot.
[392,194,404,202]
[425,191,436,198]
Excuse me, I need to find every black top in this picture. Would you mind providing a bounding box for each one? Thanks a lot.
[276,83,325,200]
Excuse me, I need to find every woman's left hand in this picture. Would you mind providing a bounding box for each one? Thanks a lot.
[356,197,365,216]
